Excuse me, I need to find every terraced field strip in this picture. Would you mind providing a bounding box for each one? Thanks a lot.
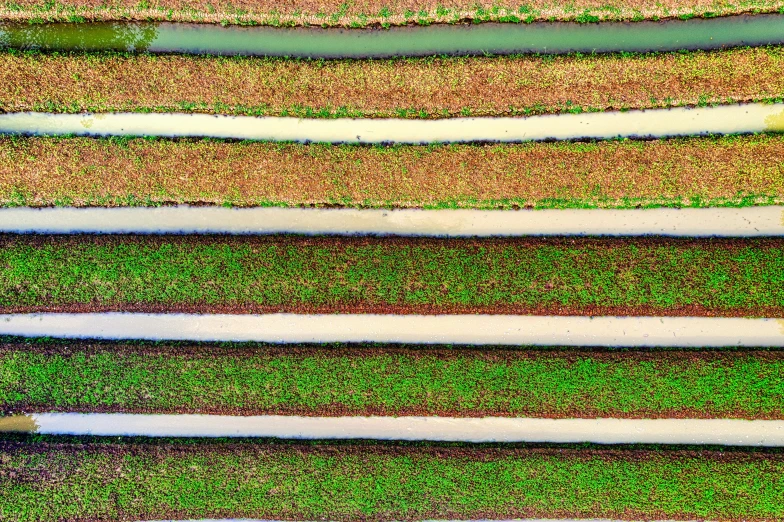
[3,414,784,445]
[3,104,784,143]
[4,342,784,418]
[4,135,782,210]
[2,235,782,316]
[5,48,784,118]
[4,206,783,236]
[4,0,784,25]
[2,439,783,520]
[2,314,783,345]
[2,15,784,56]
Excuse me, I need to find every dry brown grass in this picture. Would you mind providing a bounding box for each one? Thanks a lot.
[2,134,782,208]
[2,0,783,25]
[2,48,783,117]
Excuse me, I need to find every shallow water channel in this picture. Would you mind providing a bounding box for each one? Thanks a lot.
[2,103,783,143]
[1,14,783,57]
[2,206,783,237]
[1,314,783,346]
[1,414,783,445]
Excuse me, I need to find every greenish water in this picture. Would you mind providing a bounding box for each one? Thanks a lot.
[0,14,783,57]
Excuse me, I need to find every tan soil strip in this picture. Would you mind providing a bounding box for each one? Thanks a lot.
[2,135,783,208]
[2,48,783,118]
[0,415,39,432]
[2,0,783,25]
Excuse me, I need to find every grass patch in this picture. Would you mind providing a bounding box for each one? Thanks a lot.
[2,0,784,26]
[1,235,783,316]
[2,438,783,520]
[2,342,784,417]
[1,134,783,209]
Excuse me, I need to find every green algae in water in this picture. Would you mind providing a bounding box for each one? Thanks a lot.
[1,14,784,57]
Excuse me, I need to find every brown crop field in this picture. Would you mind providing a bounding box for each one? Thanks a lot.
[2,134,782,209]
[2,47,784,117]
[2,0,783,25]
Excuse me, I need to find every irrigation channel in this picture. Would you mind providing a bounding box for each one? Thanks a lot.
[3,206,784,237]
[1,14,784,57]
[2,414,784,445]
[3,103,783,143]
[2,314,783,346]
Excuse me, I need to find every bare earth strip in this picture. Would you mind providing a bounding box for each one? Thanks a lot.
[2,48,784,118]
[1,135,782,209]
[2,0,784,25]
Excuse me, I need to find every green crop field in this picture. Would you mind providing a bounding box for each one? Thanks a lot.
[2,341,784,418]
[2,438,783,521]
[1,235,783,316]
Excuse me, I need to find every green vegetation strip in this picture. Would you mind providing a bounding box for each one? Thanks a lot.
[4,0,784,26]
[2,439,783,520]
[2,236,783,316]
[3,342,784,418]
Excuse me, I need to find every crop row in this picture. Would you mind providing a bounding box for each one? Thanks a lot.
[2,437,783,520]
[2,235,783,315]
[3,47,783,117]
[3,341,784,417]
[3,134,783,209]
